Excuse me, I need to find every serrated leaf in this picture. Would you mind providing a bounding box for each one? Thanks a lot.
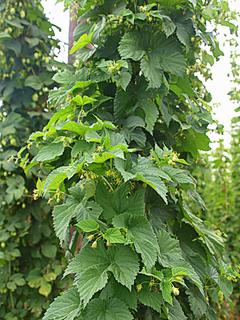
[113,214,158,269]
[141,54,163,88]
[84,298,133,320]
[157,38,186,76]
[77,266,109,306]
[186,287,208,318]
[157,230,183,267]
[53,202,79,243]
[76,219,99,232]
[96,182,145,221]
[108,246,139,289]
[70,33,93,54]
[169,299,187,320]
[43,287,81,320]
[139,99,159,133]
[103,228,126,244]
[66,243,139,305]
[133,158,168,203]
[100,279,138,311]
[119,71,132,91]
[53,184,101,243]
[138,285,162,313]
[161,279,173,304]
[157,230,203,291]
[162,17,176,37]
[60,121,86,135]
[34,142,64,162]
[176,20,194,49]
[118,32,145,61]
[162,166,195,185]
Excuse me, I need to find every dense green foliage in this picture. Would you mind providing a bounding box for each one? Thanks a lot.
[0,1,68,319]
[21,0,239,319]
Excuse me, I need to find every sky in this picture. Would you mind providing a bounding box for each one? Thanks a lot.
[42,0,239,146]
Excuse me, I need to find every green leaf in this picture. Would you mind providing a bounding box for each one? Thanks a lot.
[133,158,168,203]
[141,54,163,88]
[70,33,93,54]
[162,17,176,37]
[43,287,81,320]
[139,99,159,133]
[180,129,211,157]
[34,142,64,162]
[53,202,78,243]
[157,230,183,267]
[108,246,139,289]
[118,32,145,61]
[157,230,203,291]
[84,298,133,320]
[25,75,43,90]
[53,183,101,243]
[168,299,187,320]
[66,243,139,305]
[161,279,173,304]
[118,71,132,91]
[138,285,162,313]
[162,166,195,185]
[115,157,168,203]
[103,228,126,244]
[96,182,145,221]
[113,214,158,269]
[100,279,137,311]
[157,38,186,76]
[77,266,109,306]
[176,21,193,49]
[60,121,86,135]
[186,287,208,318]
[76,219,99,232]
[44,167,68,192]
[41,243,57,259]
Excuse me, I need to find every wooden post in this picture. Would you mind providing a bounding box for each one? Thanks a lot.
[68,2,78,64]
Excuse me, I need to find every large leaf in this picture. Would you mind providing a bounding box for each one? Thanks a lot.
[53,183,101,243]
[34,142,64,162]
[139,99,159,133]
[96,182,145,221]
[186,287,208,318]
[65,243,139,305]
[100,279,138,311]
[118,32,145,61]
[162,166,195,185]
[156,38,186,76]
[141,54,163,88]
[138,285,162,313]
[157,230,203,291]
[43,287,81,320]
[113,214,158,269]
[84,298,133,320]
[168,299,187,320]
[115,157,168,203]
[157,230,183,267]
[132,158,168,203]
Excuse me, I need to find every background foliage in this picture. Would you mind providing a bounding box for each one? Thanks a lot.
[0,1,69,319]
[21,0,239,319]
[194,38,240,319]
